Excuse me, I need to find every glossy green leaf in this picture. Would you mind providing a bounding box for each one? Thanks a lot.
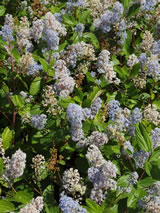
[0,200,15,212]
[29,77,41,95]
[2,127,13,150]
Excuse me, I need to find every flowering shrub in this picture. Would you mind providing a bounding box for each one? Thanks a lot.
[1,0,160,212]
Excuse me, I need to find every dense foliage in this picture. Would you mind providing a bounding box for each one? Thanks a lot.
[0,0,160,212]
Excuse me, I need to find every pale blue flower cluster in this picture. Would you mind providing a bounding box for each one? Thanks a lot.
[108,100,120,121]
[66,0,85,9]
[117,19,127,44]
[42,29,59,51]
[90,97,102,119]
[133,150,149,168]
[152,40,160,58]
[148,58,160,80]
[59,194,87,213]
[130,108,142,124]
[31,114,47,130]
[0,24,14,42]
[127,172,139,185]
[141,0,158,11]
[27,62,42,76]
[74,23,85,37]
[98,2,124,33]
[67,99,102,141]
[67,103,85,141]
[122,141,134,156]
[138,53,148,70]
[151,127,160,149]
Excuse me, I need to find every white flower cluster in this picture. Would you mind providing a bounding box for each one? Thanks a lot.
[20,52,42,76]
[65,41,96,68]
[86,145,118,205]
[97,50,120,84]
[62,168,86,201]
[87,0,114,19]
[127,54,139,68]
[141,30,154,51]
[3,149,26,183]
[31,154,46,181]
[138,183,160,213]
[31,19,44,43]
[143,104,160,125]
[44,12,66,36]
[42,85,61,115]
[53,60,75,98]
[16,16,33,52]
[77,131,108,148]
[19,196,44,213]
[0,138,9,164]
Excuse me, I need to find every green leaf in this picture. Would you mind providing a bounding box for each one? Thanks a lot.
[112,55,120,66]
[121,31,132,57]
[85,199,102,213]
[153,100,160,110]
[0,200,15,213]
[130,63,140,78]
[62,14,78,26]
[11,95,25,108]
[127,4,140,18]
[138,177,157,188]
[12,191,33,204]
[78,10,91,24]
[127,188,144,208]
[135,123,152,152]
[145,162,152,176]
[0,158,3,175]
[2,127,13,150]
[139,123,152,152]
[83,32,100,49]
[103,205,118,213]
[121,0,132,8]
[11,48,20,62]
[150,149,160,165]
[39,57,48,72]
[43,185,59,213]
[0,6,6,16]
[29,77,41,95]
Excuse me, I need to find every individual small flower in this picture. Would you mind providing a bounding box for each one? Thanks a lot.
[74,23,85,37]
[31,114,47,130]
[59,193,87,213]
[3,149,26,183]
